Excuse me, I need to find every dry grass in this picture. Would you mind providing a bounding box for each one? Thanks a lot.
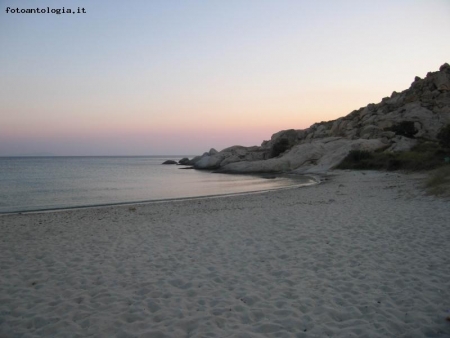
[336,140,449,172]
[425,165,450,197]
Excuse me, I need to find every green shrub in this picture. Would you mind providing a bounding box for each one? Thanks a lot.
[271,138,291,157]
[437,124,450,149]
[387,121,417,138]
[426,165,450,196]
[394,151,443,171]
[346,150,373,161]
[411,141,440,153]
[335,150,377,170]
[336,143,447,171]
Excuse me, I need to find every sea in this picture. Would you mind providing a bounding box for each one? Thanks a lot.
[0,156,315,214]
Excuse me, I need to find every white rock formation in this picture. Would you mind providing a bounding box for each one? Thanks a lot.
[218,138,385,174]
[187,63,450,174]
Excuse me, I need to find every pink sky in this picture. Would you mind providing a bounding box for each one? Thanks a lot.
[1,0,449,155]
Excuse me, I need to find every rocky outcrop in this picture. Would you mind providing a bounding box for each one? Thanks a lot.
[162,160,178,165]
[262,129,301,158]
[218,138,385,174]
[194,146,266,169]
[178,158,190,165]
[182,63,450,174]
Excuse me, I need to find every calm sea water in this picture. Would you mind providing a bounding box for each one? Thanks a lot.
[0,157,314,213]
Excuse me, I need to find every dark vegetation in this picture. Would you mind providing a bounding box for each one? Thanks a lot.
[336,123,450,195]
[385,121,417,138]
[437,124,450,148]
[271,138,291,158]
[336,124,450,172]
[336,146,446,171]
[426,165,450,196]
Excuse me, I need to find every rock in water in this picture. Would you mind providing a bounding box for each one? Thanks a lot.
[162,160,177,165]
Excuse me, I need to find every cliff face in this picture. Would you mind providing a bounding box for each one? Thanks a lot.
[191,63,450,174]
[298,63,450,143]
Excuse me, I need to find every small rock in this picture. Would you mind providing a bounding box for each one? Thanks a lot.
[178,157,190,165]
[439,63,450,72]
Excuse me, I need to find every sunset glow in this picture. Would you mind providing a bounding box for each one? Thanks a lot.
[1,0,450,155]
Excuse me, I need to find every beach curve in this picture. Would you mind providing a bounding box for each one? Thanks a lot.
[0,170,449,337]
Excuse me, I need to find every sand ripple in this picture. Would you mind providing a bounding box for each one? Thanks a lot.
[1,171,449,337]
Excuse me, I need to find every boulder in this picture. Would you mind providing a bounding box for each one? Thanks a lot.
[209,148,218,155]
[360,125,383,139]
[193,145,268,169]
[194,154,227,169]
[187,155,203,165]
[386,136,418,152]
[263,129,299,158]
[434,64,450,91]
[218,138,385,174]
[178,157,190,165]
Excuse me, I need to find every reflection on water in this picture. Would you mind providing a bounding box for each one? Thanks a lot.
[0,157,315,213]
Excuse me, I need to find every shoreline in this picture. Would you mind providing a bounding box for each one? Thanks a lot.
[1,170,449,337]
[0,173,319,216]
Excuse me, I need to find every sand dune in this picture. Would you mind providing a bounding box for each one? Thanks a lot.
[1,171,449,337]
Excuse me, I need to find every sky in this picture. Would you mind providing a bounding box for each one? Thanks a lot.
[1,0,449,156]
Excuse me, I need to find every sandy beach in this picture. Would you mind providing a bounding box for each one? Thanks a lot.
[1,170,449,338]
